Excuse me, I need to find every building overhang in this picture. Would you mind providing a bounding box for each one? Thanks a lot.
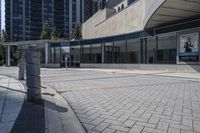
[145,0,200,29]
[3,40,70,46]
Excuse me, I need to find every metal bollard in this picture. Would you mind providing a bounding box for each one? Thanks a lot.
[18,50,26,80]
[25,47,41,102]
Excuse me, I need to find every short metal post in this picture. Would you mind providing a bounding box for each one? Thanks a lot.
[25,47,41,102]
[18,50,26,80]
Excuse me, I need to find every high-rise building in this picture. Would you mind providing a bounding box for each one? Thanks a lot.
[97,0,107,10]
[84,0,98,22]
[0,1,1,35]
[5,0,84,42]
[84,0,108,22]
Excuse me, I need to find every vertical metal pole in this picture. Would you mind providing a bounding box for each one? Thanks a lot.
[144,38,147,64]
[155,36,158,64]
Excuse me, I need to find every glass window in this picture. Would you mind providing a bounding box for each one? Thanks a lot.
[114,40,126,63]
[127,39,140,63]
[81,45,91,63]
[61,45,70,67]
[121,4,124,9]
[157,34,177,64]
[118,7,120,11]
[70,45,80,63]
[38,43,45,64]
[49,43,61,64]
[104,42,113,63]
[147,37,156,64]
[91,44,102,63]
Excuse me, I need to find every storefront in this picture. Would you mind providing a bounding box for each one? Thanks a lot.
[70,28,200,66]
[3,27,200,69]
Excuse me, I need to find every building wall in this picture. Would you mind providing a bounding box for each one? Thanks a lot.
[82,0,146,39]
[82,9,111,39]
[0,1,1,34]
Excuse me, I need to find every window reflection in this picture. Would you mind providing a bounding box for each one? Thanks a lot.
[49,43,61,64]
[105,42,113,63]
[127,39,140,63]
[157,35,176,64]
[147,37,156,64]
[91,44,102,63]
[81,45,91,63]
[114,41,126,63]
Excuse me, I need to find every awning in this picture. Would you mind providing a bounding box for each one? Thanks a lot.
[145,0,200,29]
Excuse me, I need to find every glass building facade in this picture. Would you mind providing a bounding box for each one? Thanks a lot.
[5,0,84,41]
[6,21,200,67]
[68,27,200,66]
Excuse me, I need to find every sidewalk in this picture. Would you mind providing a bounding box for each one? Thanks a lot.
[0,74,86,133]
[0,75,25,133]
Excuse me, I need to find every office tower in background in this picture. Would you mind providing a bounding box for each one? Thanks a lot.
[5,0,84,41]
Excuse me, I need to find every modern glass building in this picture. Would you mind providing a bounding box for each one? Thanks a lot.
[3,0,200,71]
[5,0,84,42]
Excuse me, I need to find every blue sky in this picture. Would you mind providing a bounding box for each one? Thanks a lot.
[1,0,5,30]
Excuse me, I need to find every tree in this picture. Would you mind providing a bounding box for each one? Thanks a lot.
[40,22,51,40]
[71,24,82,40]
[0,43,4,65]
[0,30,6,65]
[51,26,60,40]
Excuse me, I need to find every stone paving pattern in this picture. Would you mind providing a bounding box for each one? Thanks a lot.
[40,69,200,133]
[0,75,25,133]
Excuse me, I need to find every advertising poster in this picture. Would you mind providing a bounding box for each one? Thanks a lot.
[179,32,199,62]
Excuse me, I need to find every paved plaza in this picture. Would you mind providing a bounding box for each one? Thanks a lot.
[0,75,25,133]
[41,68,200,133]
[0,67,200,133]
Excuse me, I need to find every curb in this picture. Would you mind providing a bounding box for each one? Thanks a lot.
[42,84,86,133]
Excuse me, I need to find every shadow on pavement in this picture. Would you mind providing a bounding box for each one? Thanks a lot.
[11,99,68,133]
[11,100,45,133]
[45,100,68,113]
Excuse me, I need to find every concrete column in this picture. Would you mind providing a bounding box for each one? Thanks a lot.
[45,42,48,67]
[155,36,158,64]
[18,49,26,80]
[144,38,147,64]
[26,47,41,102]
[6,46,11,67]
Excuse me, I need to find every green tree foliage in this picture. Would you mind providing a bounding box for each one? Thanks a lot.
[0,30,6,65]
[0,44,4,65]
[40,23,51,40]
[71,24,82,40]
[51,26,60,40]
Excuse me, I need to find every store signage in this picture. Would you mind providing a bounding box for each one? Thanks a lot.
[179,32,199,62]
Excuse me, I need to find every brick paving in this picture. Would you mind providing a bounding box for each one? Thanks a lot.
[0,67,200,133]
[0,75,25,133]
[40,68,200,133]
